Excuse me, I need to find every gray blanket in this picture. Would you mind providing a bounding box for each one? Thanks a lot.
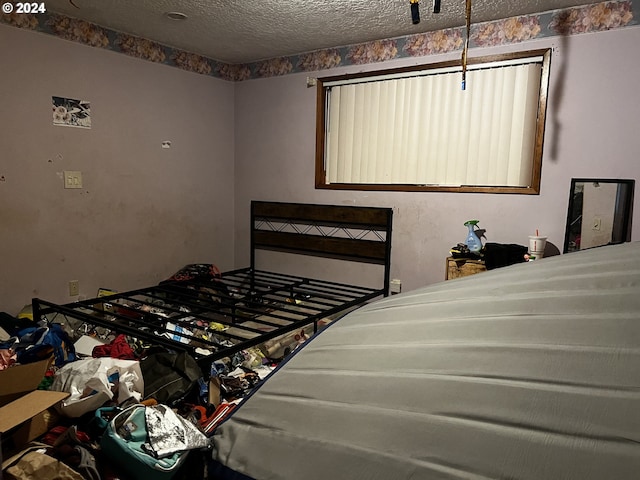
[213,242,640,480]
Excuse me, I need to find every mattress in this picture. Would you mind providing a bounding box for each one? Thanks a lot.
[212,242,640,480]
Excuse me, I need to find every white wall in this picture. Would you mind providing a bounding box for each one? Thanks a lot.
[2,23,638,315]
[0,24,236,315]
[233,26,640,293]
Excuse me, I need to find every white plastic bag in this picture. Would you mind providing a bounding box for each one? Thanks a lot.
[51,357,144,417]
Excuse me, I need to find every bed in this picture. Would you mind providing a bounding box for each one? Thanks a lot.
[31,201,393,368]
[211,241,640,480]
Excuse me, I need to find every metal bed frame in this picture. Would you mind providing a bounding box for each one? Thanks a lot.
[32,201,393,368]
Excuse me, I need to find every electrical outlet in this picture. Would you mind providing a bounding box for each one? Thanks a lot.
[390,278,402,294]
[68,280,80,296]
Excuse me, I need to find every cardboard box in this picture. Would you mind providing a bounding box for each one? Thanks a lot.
[0,358,69,456]
[0,357,52,407]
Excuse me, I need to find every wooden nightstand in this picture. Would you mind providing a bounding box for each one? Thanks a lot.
[446,256,487,280]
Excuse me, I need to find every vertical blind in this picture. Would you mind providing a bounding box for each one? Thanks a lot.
[325,61,543,187]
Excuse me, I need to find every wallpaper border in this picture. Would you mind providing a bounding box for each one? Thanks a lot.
[1,1,637,82]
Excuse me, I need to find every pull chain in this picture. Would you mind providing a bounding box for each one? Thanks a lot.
[462,0,472,90]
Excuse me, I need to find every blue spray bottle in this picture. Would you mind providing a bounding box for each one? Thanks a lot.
[464,220,483,253]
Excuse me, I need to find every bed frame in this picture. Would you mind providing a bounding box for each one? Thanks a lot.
[32,201,393,367]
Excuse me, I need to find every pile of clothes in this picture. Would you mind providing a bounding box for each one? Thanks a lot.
[0,310,279,480]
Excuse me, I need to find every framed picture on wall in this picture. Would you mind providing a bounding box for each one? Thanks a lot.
[52,96,91,129]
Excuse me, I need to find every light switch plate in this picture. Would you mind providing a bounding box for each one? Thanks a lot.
[63,171,83,189]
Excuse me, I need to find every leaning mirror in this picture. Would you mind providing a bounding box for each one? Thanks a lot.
[564,178,634,253]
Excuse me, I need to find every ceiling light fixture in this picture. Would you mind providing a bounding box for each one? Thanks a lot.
[165,11,188,21]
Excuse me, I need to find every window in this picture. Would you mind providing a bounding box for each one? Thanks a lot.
[315,49,551,194]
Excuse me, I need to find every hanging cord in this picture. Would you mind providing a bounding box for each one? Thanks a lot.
[410,0,420,24]
[462,0,472,90]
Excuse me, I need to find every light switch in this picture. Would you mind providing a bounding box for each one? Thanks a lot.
[63,171,83,189]
[592,216,602,231]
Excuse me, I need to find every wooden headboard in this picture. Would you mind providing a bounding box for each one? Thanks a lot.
[250,201,393,296]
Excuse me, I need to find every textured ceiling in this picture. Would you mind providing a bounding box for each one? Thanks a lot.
[44,0,603,64]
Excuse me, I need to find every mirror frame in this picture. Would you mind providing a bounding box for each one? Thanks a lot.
[563,178,635,254]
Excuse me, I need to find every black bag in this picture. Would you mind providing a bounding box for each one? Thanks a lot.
[483,242,528,270]
[140,351,203,405]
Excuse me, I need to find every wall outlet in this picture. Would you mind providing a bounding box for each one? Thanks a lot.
[68,280,80,296]
[390,278,402,294]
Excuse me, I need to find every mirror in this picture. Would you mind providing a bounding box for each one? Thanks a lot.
[564,178,634,253]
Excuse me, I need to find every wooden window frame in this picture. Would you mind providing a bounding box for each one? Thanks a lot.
[314,49,551,194]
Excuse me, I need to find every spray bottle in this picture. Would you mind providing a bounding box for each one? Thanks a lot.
[464,220,483,253]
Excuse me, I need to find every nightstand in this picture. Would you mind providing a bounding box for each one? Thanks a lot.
[446,256,487,280]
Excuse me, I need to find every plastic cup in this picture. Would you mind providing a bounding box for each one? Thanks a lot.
[528,235,547,259]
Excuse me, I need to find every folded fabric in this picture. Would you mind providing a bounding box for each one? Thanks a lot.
[92,334,136,360]
[15,323,76,367]
[483,242,528,270]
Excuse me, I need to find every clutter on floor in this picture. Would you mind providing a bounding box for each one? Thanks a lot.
[0,268,310,480]
[2,203,393,479]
